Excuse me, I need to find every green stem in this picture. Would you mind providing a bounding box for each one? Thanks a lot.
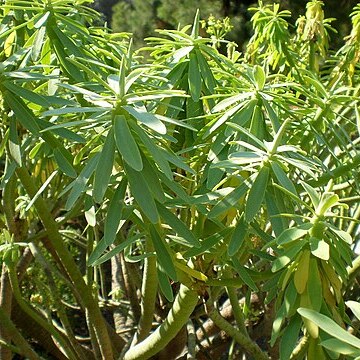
[206,302,269,360]
[0,266,13,360]
[123,284,199,360]
[85,228,102,359]
[15,167,116,359]
[0,306,40,360]
[29,243,88,360]
[8,263,79,359]
[226,286,248,336]
[1,175,19,360]
[137,238,158,342]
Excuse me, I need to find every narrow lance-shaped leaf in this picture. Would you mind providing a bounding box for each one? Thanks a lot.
[65,153,100,210]
[129,121,172,179]
[298,308,360,349]
[149,225,177,280]
[89,231,140,267]
[208,181,249,219]
[93,129,115,203]
[114,114,143,171]
[271,161,297,196]
[276,223,312,245]
[124,106,166,135]
[156,202,200,248]
[245,165,270,223]
[188,51,201,102]
[253,65,266,90]
[232,257,258,291]
[9,119,22,166]
[157,267,174,302]
[125,164,159,224]
[280,315,302,360]
[53,148,77,178]
[228,215,247,256]
[103,180,128,246]
[3,91,40,135]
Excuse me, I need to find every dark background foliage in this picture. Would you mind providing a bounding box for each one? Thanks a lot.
[91,0,359,49]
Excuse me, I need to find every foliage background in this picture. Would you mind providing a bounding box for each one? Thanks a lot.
[92,0,359,48]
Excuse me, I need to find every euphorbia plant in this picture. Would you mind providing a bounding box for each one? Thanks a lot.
[0,1,360,359]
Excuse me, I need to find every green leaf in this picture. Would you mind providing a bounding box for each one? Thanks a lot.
[245,166,269,223]
[184,228,232,258]
[50,24,83,58]
[129,121,172,179]
[123,106,167,135]
[156,202,200,248]
[356,105,360,137]
[301,181,320,209]
[310,237,330,260]
[346,301,360,322]
[253,65,266,90]
[42,107,108,116]
[104,180,128,246]
[93,130,115,203]
[3,91,40,135]
[276,223,311,245]
[232,257,258,291]
[89,232,140,266]
[228,215,247,256]
[53,148,77,178]
[316,192,339,216]
[191,9,200,38]
[280,315,302,360]
[321,338,360,357]
[188,51,201,102]
[141,157,166,203]
[3,81,50,107]
[272,240,306,272]
[26,171,58,211]
[196,48,216,92]
[157,267,174,302]
[298,308,360,349]
[65,153,100,210]
[307,258,322,311]
[84,194,96,227]
[125,164,159,224]
[9,119,22,166]
[208,183,248,219]
[114,114,143,171]
[271,161,297,196]
[149,225,177,280]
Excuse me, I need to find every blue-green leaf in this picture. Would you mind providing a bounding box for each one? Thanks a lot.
[150,225,177,280]
[125,164,159,224]
[93,129,115,203]
[298,308,360,349]
[103,180,128,246]
[228,215,247,256]
[157,267,174,302]
[53,148,77,178]
[245,166,269,223]
[65,153,100,210]
[157,202,200,248]
[124,106,166,135]
[188,51,201,102]
[114,114,143,171]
